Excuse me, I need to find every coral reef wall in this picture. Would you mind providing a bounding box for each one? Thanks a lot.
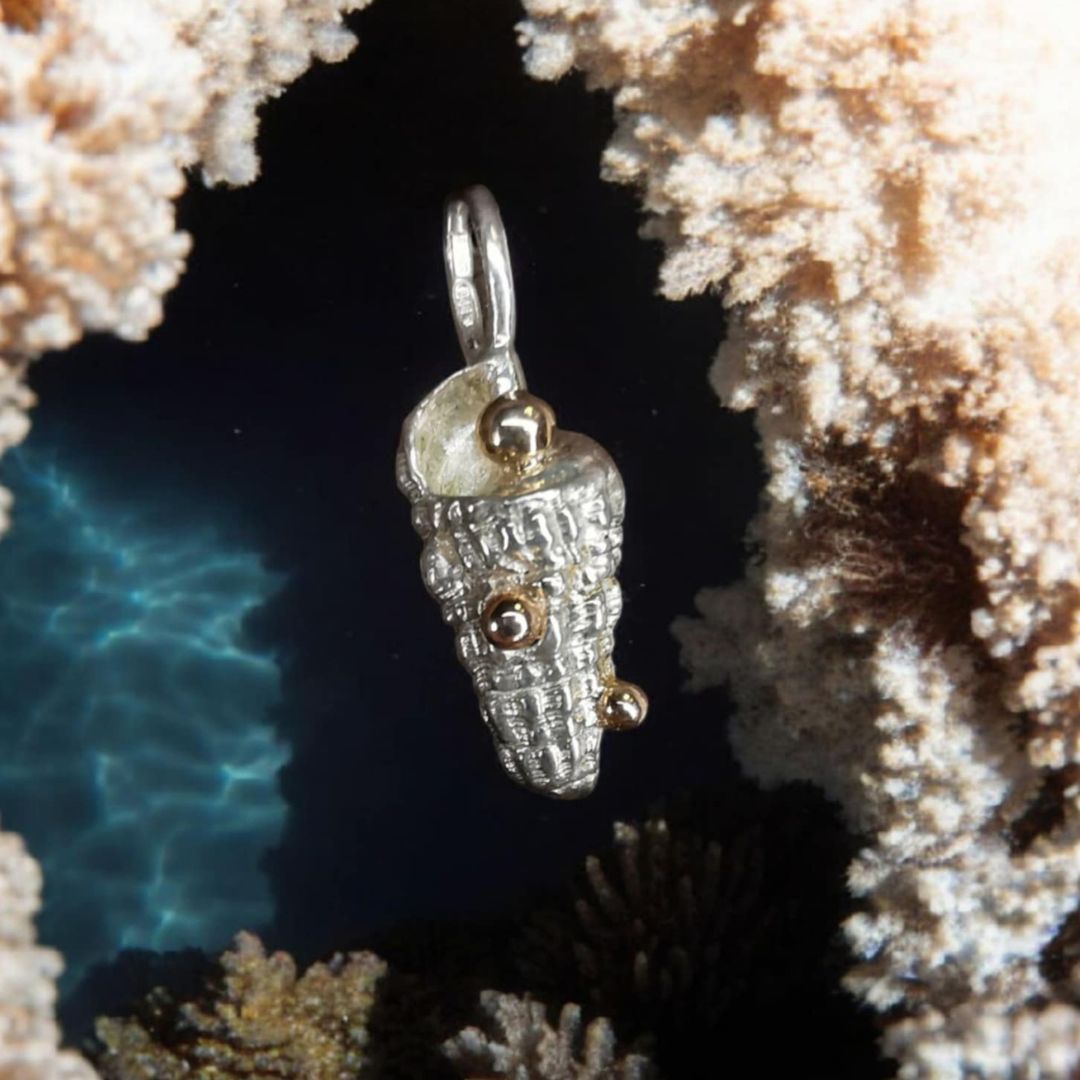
[519,1,1080,1075]
[0,826,97,1078]
[0,0,368,1067]
[0,0,368,516]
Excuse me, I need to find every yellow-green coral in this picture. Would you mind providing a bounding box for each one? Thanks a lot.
[95,931,385,1079]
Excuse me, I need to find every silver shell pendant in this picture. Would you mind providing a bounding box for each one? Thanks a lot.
[397,186,647,799]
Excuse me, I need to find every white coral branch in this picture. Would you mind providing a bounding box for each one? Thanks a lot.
[0,826,97,1079]
[0,0,369,523]
[444,991,656,1080]
[519,0,1080,1074]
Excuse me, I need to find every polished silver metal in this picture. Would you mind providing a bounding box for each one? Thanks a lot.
[443,186,523,384]
[398,186,643,799]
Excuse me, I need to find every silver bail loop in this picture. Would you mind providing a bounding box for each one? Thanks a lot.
[444,186,524,384]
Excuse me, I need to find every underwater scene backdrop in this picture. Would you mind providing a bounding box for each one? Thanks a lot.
[0,1,883,1076]
[0,444,286,988]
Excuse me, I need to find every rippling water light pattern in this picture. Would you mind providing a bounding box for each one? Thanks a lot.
[0,446,286,991]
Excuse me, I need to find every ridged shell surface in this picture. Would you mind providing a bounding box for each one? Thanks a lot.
[398,356,626,798]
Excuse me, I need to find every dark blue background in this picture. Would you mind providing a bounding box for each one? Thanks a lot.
[14,0,777,1054]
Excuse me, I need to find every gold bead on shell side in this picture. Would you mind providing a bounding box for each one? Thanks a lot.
[482,588,548,650]
[598,680,649,731]
[478,391,556,470]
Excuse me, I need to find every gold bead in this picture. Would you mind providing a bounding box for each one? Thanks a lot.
[598,680,649,731]
[478,391,556,469]
[481,588,548,650]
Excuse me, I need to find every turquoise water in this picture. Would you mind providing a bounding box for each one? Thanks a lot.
[0,445,287,991]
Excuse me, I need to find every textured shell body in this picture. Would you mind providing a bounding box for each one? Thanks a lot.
[397,356,626,798]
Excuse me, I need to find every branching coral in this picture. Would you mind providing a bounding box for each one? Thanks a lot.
[0,825,97,1079]
[524,815,763,1033]
[883,996,1080,1080]
[519,0,1080,1074]
[184,0,363,186]
[94,931,385,1078]
[516,788,877,1078]
[0,0,367,356]
[443,992,656,1080]
[0,0,368,522]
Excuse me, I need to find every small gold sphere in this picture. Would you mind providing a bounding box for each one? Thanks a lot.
[481,588,548,650]
[599,680,649,731]
[478,391,556,469]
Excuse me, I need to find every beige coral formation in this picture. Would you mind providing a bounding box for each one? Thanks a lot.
[519,0,1080,1075]
[444,991,656,1080]
[186,0,363,186]
[884,997,1080,1080]
[0,0,368,1068]
[0,0,368,516]
[95,931,386,1079]
[0,0,367,358]
[0,825,98,1079]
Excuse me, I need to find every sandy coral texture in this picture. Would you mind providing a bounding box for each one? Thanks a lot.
[95,931,385,1079]
[519,1,1080,1076]
[0,826,97,1079]
[0,0,367,513]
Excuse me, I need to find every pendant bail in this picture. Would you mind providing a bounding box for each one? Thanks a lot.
[443,185,525,385]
